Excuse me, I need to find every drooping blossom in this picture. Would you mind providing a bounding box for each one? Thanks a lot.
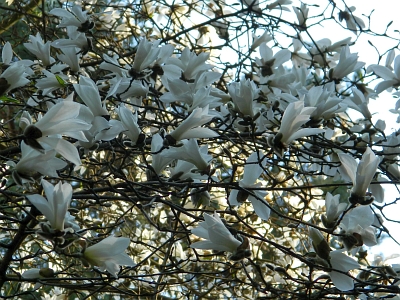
[163,138,212,172]
[368,55,400,94]
[191,212,241,253]
[0,63,30,95]
[50,5,93,31]
[329,250,361,291]
[339,206,377,250]
[20,101,92,166]
[166,105,218,144]
[308,227,360,291]
[148,133,174,177]
[82,236,135,278]
[338,6,365,35]
[229,151,270,221]
[7,141,67,185]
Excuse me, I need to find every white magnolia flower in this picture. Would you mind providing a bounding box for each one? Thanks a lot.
[163,47,212,81]
[339,6,365,35]
[0,63,30,95]
[303,85,346,121]
[57,47,80,72]
[163,138,212,172]
[229,151,270,220]
[160,78,221,111]
[293,3,309,29]
[74,76,108,117]
[309,227,331,260]
[107,77,149,101]
[148,133,174,176]
[331,46,365,80]
[323,192,348,228]
[35,70,68,95]
[228,78,259,118]
[26,179,73,231]
[309,227,360,291]
[368,55,400,94]
[338,147,380,201]
[267,101,324,157]
[343,88,372,119]
[132,38,161,73]
[191,212,241,252]
[100,53,127,77]
[83,236,135,278]
[52,28,90,53]
[256,44,291,77]
[303,37,352,68]
[24,33,54,67]
[116,105,141,144]
[73,78,124,143]
[339,206,377,250]
[8,141,67,183]
[50,5,92,30]
[250,31,272,51]
[21,101,91,165]
[167,105,218,143]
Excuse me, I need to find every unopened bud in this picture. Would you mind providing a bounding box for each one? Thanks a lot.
[321,214,336,229]
[190,188,210,207]
[39,268,55,278]
[384,265,398,277]
[163,134,176,147]
[236,189,249,203]
[309,227,331,260]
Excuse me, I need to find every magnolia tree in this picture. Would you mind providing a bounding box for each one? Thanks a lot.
[1,0,400,298]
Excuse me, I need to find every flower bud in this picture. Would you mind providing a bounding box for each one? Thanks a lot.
[309,227,331,260]
[342,232,363,250]
[190,188,211,208]
[39,267,55,278]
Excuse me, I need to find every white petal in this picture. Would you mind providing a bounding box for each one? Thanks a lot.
[338,153,357,184]
[190,240,232,252]
[329,270,354,291]
[370,65,396,80]
[41,137,81,166]
[228,190,240,206]
[286,128,324,144]
[242,151,265,186]
[2,42,12,65]
[249,195,270,220]
[26,194,55,226]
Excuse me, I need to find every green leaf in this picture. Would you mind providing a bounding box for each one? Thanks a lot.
[55,75,66,87]
[0,95,18,103]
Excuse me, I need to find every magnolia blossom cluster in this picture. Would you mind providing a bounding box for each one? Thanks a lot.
[1,2,398,296]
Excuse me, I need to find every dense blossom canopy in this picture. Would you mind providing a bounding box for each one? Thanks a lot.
[1,0,400,299]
